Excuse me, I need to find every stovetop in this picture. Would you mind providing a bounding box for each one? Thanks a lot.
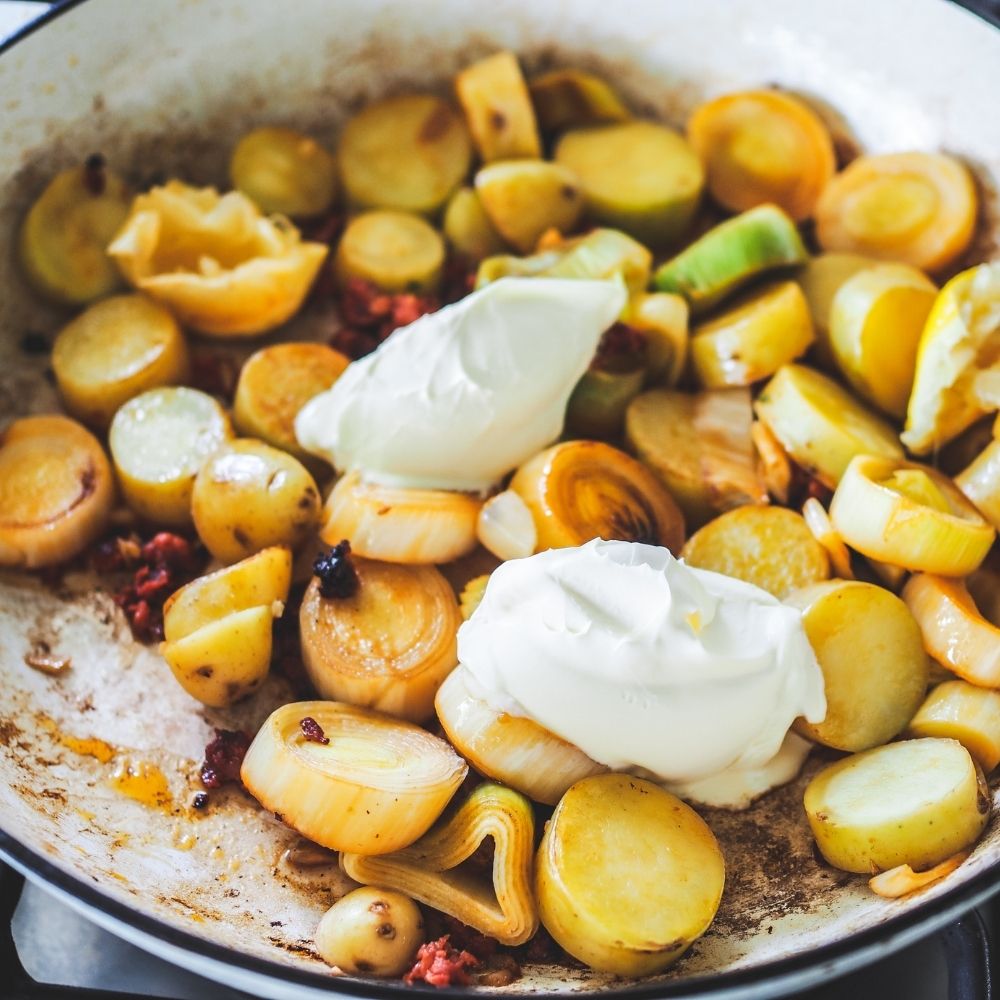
[0,862,994,1000]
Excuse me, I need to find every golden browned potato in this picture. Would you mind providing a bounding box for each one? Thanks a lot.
[804,738,989,873]
[52,294,189,428]
[536,774,725,975]
[682,505,830,599]
[787,580,929,751]
[191,439,320,563]
[0,415,114,568]
[315,887,424,977]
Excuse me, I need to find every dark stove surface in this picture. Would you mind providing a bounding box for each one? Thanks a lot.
[1,864,994,1000]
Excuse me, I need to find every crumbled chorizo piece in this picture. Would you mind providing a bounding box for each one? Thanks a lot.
[199,728,251,789]
[591,321,647,371]
[313,540,359,599]
[300,716,330,744]
[403,935,479,988]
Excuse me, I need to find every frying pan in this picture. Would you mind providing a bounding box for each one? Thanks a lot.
[0,1,999,997]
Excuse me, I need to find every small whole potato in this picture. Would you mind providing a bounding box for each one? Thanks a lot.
[192,439,320,563]
[315,887,424,977]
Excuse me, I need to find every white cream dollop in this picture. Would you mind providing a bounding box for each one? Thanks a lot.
[295,277,626,492]
[457,539,826,804]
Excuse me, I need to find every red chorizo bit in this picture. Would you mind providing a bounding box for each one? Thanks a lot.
[403,935,479,988]
[329,326,380,361]
[591,322,647,371]
[200,728,251,789]
[440,915,498,960]
[312,540,359,599]
[299,717,329,744]
[90,532,143,573]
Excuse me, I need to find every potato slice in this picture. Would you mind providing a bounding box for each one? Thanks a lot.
[0,415,115,569]
[161,604,276,707]
[682,505,829,599]
[108,386,232,527]
[803,738,989,873]
[300,559,459,723]
[691,280,814,388]
[18,159,130,305]
[474,160,583,254]
[753,364,903,488]
[794,252,876,369]
[536,774,725,975]
[908,680,1000,772]
[787,580,929,751]
[233,342,349,466]
[230,126,338,218]
[191,439,320,563]
[829,263,937,418]
[52,294,189,428]
[455,51,541,163]
[333,210,445,294]
[529,69,630,132]
[442,187,507,261]
[339,95,471,214]
[163,545,292,642]
[555,121,703,247]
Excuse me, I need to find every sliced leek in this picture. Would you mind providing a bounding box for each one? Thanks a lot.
[830,457,994,576]
[459,574,490,621]
[509,440,685,554]
[240,701,467,855]
[751,419,792,504]
[902,573,1000,687]
[476,490,537,561]
[626,291,689,387]
[869,852,970,899]
[802,497,854,580]
[342,782,539,946]
[956,440,1000,529]
[320,469,481,564]
[753,364,903,488]
[909,680,1000,772]
[690,279,814,388]
[0,414,115,569]
[435,666,607,805]
[299,560,460,723]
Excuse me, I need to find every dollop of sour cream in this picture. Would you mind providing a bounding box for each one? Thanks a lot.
[458,539,826,806]
[295,277,627,492]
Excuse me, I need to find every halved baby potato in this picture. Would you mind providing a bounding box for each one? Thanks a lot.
[108,386,232,526]
[536,774,725,976]
[474,160,584,254]
[442,187,507,261]
[52,294,189,428]
[338,94,472,215]
[19,159,130,305]
[191,439,320,563]
[0,414,115,568]
[787,579,929,752]
[682,505,829,599]
[804,737,989,873]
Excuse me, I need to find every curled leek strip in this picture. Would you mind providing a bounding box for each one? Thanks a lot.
[830,456,995,576]
[342,782,539,946]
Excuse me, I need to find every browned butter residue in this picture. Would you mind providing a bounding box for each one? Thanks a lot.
[61,735,116,764]
[109,758,173,809]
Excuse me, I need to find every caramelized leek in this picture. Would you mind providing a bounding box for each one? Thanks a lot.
[342,782,539,946]
[802,497,854,580]
[908,680,1000,772]
[830,457,994,576]
[299,560,460,723]
[476,490,537,561]
[956,440,1000,529]
[902,573,1000,687]
[435,666,607,805]
[869,853,970,899]
[240,701,467,855]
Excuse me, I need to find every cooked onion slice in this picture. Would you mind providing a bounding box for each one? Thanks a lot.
[435,666,607,805]
[902,574,1000,687]
[802,497,854,580]
[241,702,467,855]
[869,851,970,899]
[342,782,538,946]
[299,560,460,724]
[830,456,995,576]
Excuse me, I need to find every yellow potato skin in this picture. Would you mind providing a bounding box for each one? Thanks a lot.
[191,439,320,563]
[163,545,292,642]
[804,738,989,873]
[536,774,725,975]
[52,294,189,428]
[161,605,275,707]
[788,579,929,751]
